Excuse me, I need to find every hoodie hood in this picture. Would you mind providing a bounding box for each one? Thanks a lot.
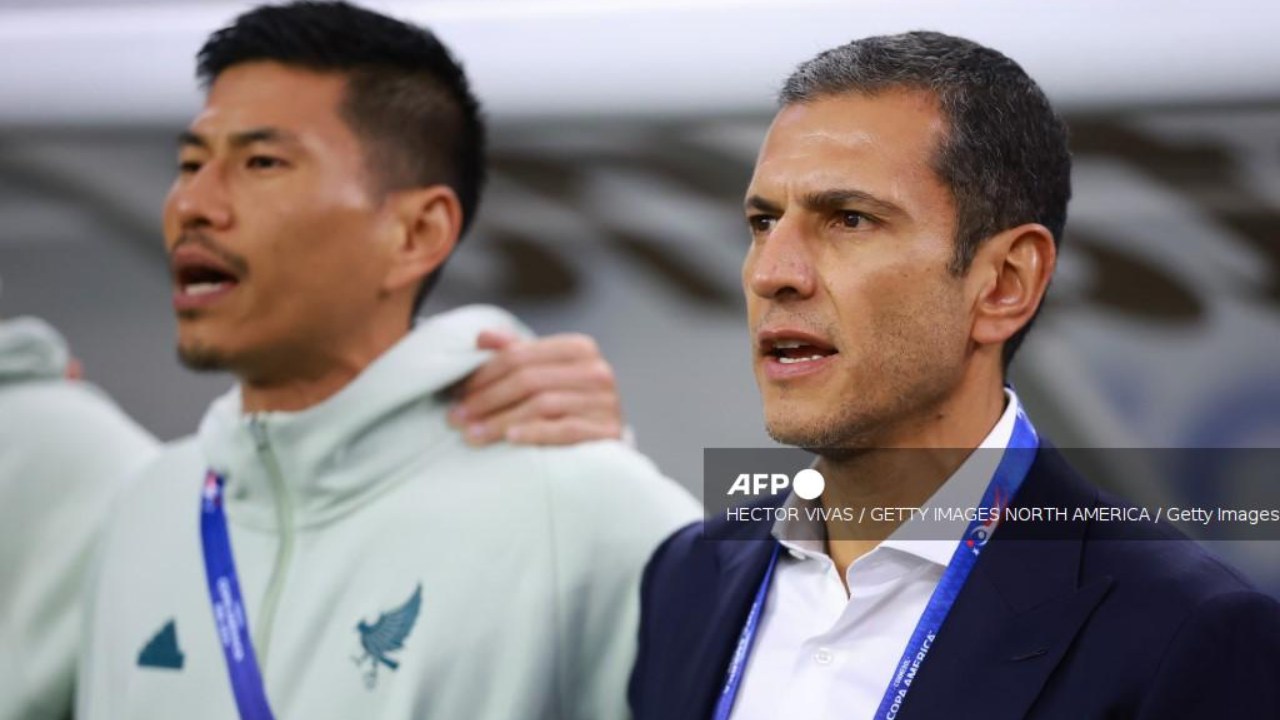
[197,304,533,529]
[0,316,70,382]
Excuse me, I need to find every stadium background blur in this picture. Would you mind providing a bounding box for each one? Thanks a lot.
[1,0,1277,593]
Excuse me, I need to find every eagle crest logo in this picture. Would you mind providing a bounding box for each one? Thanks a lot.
[353,583,422,689]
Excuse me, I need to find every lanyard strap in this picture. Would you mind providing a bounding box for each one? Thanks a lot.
[713,409,1039,720]
[200,471,276,720]
[711,543,782,720]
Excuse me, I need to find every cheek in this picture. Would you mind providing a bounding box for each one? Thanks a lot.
[880,272,970,357]
[329,171,380,210]
[742,248,764,311]
[830,262,962,350]
[249,190,367,263]
[161,188,183,240]
[740,243,759,289]
[280,212,387,306]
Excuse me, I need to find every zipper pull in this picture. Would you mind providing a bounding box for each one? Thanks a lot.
[248,416,269,451]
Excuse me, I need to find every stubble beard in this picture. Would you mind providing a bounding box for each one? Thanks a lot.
[763,336,960,458]
[764,398,894,458]
[177,337,230,373]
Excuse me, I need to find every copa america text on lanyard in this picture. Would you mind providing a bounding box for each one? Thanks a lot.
[200,471,277,720]
[711,408,1040,720]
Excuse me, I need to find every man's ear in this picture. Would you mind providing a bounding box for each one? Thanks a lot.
[970,223,1057,348]
[381,185,462,294]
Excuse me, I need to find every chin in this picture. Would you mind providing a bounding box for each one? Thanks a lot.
[764,409,830,447]
[764,402,880,453]
[176,337,231,372]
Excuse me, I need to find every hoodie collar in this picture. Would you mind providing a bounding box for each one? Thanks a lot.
[0,316,70,382]
[197,305,529,530]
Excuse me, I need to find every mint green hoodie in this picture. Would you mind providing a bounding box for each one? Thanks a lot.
[0,317,158,720]
[77,305,699,719]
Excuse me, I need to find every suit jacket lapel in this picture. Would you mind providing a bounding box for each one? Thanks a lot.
[898,447,1114,720]
[680,524,779,720]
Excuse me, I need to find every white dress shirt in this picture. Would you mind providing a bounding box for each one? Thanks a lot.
[730,391,1021,720]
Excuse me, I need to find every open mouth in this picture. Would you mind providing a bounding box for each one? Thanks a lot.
[176,264,239,296]
[767,339,838,365]
[169,245,243,309]
[757,330,839,380]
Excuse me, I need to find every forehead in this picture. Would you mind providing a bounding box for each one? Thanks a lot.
[191,61,353,143]
[749,89,948,201]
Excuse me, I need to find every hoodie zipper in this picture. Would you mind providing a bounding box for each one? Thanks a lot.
[248,416,296,669]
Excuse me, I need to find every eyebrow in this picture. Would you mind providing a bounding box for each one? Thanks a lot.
[745,188,905,219]
[176,127,302,151]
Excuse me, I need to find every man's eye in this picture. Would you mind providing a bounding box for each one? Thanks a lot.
[178,160,202,174]
[747,215,777,234]
[838,211,867,229]
[246,155,286,170]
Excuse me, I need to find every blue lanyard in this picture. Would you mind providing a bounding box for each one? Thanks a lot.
[712,543,782,719]
[713,409,1039,720]
[200,471,277,720]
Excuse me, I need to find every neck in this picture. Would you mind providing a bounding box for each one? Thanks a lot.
[820,365,1007,585]
[239,319,410,414]
[241,366,363,414]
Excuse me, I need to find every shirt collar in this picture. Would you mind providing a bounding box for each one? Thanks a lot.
[773,388,1022,568]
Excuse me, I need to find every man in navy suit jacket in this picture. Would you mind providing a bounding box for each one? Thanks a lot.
[627,31,1280,719]
[631,446,1280,718]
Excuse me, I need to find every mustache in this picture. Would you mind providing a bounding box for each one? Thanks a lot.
[170,231,250,277]
[752,311,834,339]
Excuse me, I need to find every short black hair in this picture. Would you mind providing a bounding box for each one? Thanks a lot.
[196,1,486,312]
[780,31,1072,369]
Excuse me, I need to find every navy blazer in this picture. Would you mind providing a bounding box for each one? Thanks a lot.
[629,445,1280,719]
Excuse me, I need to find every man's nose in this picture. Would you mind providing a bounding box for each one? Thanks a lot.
[746,218,816,301]
[168,162,232,231]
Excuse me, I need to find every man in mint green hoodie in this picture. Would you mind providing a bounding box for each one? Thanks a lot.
[3,315,621,720]
[0,316,158,720]
[76,3,696,719]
